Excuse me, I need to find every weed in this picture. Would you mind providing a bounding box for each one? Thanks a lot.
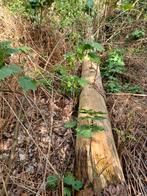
[101,49,125,78]
[101,48,143,93]
[54,41,104,97]
[105,77,122,93]
[123,84,144,94]
[131,29,145,40]
[47,173,83,195]
[55,65,87,97]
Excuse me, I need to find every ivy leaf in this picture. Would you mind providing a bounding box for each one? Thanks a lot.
[64,120,77,129]
[18,76,37,92]
[47,175,59,189]
[64,187,71,196]
[0,64,22,80]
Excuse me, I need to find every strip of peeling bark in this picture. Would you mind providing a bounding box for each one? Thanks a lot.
[75,57,126,195]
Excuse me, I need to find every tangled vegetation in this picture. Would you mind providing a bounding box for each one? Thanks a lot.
[0,0,146,195]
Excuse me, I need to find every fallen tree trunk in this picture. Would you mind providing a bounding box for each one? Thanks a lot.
[75,1,126,195]
[75,58,126,195]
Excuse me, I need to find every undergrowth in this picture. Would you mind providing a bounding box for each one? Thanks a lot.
[0,0,147,195]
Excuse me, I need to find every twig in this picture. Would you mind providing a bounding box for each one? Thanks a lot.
[1,97,25,196]
[106,92,147,97]
[44,30,69,70]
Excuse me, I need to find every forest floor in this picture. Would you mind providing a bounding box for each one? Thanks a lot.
[0,6,147,196]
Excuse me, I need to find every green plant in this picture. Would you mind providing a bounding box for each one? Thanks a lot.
[131,29,145,40]
[53,41,104,97]
[105,77,122,93]
[101,49,125,78]
[47,173,83,195]
[47,175,59,189]
[64,173,83,194]
[55,0,85,27]
[64,109,106,139]
[55,66,87,97]
[3,0,26,15]
[77,109,105,138]
[0,40,37,92]
[123,84,144,94]
[101,49,125,92]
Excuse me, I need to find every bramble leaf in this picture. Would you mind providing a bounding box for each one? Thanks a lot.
[18,76,37,92]
[0,64,22,80]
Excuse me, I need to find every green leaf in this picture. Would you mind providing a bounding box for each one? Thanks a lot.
[91,124,104,132]
[64,173,83,191]
[47,175,59,189]
[0,41,19,56]
[92,115,106,121]
[79,109,106,116]
[79,115,106,121]
[6,48,19,55]
[0,41,11,48]
[64,52,76,62]
[64,120,77,129]
[18,76,37,92]
[64,174,75,186]
[64,187,72,196]
[76,124,92,138]
[18,46,31,53]
[88,52,101,63]
[77,43,93,54]
[0,64,22,80]
[89,42,105,52]
[73,180,83,191]
[78,78,88,87]
[121,3,133,11]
